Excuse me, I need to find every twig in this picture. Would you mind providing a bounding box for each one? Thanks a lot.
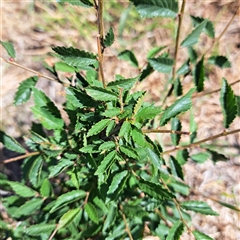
[192,79,240,98]
[48,226,58,240]
[119,204,134,240]
[1,57,69,87]
[0,151,40,164]
[161,128,240,155]
[143,129,190,135]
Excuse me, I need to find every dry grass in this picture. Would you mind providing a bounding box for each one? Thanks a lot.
[1,1,240,239]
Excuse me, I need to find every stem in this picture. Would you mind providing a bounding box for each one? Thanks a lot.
[143,129,190,135]
[97,0,106,88]
[1,57,69,87]
[0,151,40,164]
[192,79,240,98]
[204,5,240,56]
[48,226,58,240]
[161,128,240,155]
[119,204,134,240]
[162,0,186,103]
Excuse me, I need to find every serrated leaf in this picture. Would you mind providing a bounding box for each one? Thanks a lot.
[25,224,56,236]
[209,199,240,212]
[95,150,117,176]
[174,77,183,97]
[135,105,162,122]
[188,47,197,63]
[60,0,93,7]
[107,76,138,90]
[194,56,205,92]
[220,78,237,128]
[87,119,111,137]
[146,148,162,171]
[49,159,74,178]
[15,198,43,217]
[169,156,184,180]
[99,141,115,151]
[119,121,132,140]
[7,181,37,197]
[208,55,231,68]
[58,208,80,229]
[106,120,116,136]
[148,57,174,73]
[147,46,167,58]
[40,179,53,197]
[191,152,209,163]
[193,230,214,240]
[93,196,109,213]
[133,93,146,116]
[107,170,128,195]
[29,156,43,187]
[166,220,184,240]
[205,148,228,164]
[0,131,26,153]
[130,0,178,18]
[190,16,215,38]
[103,202,117,232]
[52,46,97,69]
[118,50,139,68]
[176,149,189,165]
[132,126,146,147]
[120,146,139,159]
[50,190,86,213]
[177,60,190,76]
[101,108,121,117]
[139,179,174,200]
[80,144,99,153]
[14,76,38,105]
[55,61,76,72]
[0,41,15,58]
[86,86,118,101]
[181,201,219,215]
[104,26,115,47]
[171,118,182,146]
[181,20,207,47]
[160,88,195,126]
[139,63,154,81]
[84,202,99,224]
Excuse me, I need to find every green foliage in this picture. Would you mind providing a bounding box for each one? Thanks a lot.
[1,1,239,240]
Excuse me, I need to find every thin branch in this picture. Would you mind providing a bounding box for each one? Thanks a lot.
[119,204,134,240]
[1,57,69,87]
[143,129,190,135]
[161,128,240,155]
[192,79,240,98]
[0,151,40,164]
[48,226,58,240]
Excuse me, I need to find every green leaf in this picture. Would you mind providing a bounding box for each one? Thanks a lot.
[188,47,198,63]
[181,20,207,47]
[133,93,146,116]
[194,56,205,92]
[40,179,53,197]
[135,105,162,122]
[107,170,128,195]
[177,60,190,76]
[7,181,37,197]
[15,198,43,217]
[103,203,117,232]
[191,152,209,163]
[52,46,97,69]
[87,119,111,137]
[80,144,99,153]
[29,156,43,187]
[49,159,74,178]
[93,196,109,213]
[58,208,80,229]
[130,0,178,18]
[118,50,139,68]
[235,95,240,116]
[119,121,132,139]
[171,118,182,146]
[169,156,184,180]
[14,76,38,105]
[0,41,16,58]
[139,63,154,81]
[84,202,99,224]
[181,201,219,215]
[205,148,228,164]
[0,131,26,153]
[101,108,121,117]
[120,146,139,159]
[50,190,86,213]
[176,149,189,165]
[60,0,93,7]
[160,88,195,126]
[132,126,147,147]
[210,199,240,212]
[95,150,117,176]
[99,141,115,151]
[106,120,116,136]
[166,220,184,240]
[25,224,56,236]
[174,77,183,97]
[104,26,115,47]
[148,57,174,73]
[147,46,167,58]
[220,78,237,128]
[193,230,214,240]
[107,76,138,90]
[139,179,174,200]
[146,148,162,171]
[190,16,215,38]
[208,55,231,68]
[55,61,76,72]
[86,86,118,101]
